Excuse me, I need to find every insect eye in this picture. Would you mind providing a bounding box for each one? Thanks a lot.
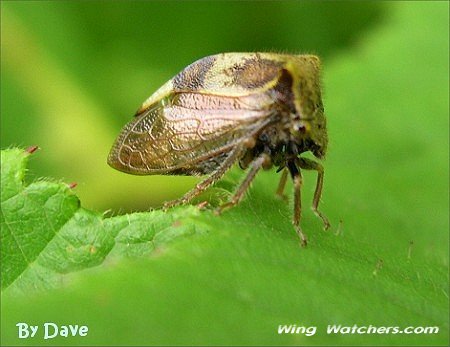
[292,121,311,136]
[295,124,307,133]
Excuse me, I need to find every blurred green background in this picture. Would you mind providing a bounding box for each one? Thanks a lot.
[1,0,384,212]
[1,1,449,346]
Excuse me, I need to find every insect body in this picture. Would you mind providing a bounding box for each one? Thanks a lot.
[108,52,330,245]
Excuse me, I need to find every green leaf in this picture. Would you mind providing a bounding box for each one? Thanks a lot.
[1,2,448,346]
[1,148,204,293]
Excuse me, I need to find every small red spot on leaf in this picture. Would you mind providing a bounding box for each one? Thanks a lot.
[25,145,39,154]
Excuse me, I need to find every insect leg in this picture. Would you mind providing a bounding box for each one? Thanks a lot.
[163,145,246,209]
[275,168,288,200]
[287,160,307,246]
[215,153,271,214]
[297,157,330,230]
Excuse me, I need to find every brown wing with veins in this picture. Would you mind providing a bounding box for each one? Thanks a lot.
[107,92,276,175]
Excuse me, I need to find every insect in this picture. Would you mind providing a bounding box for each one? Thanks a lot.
[108,52,330,245]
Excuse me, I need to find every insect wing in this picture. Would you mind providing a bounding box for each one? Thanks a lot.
[108,92,275,175]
